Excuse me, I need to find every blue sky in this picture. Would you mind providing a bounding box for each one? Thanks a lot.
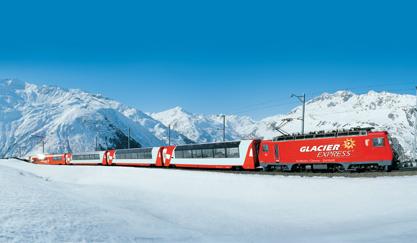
[1,0,416,119]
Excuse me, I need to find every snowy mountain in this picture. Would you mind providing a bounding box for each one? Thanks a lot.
[1,78,415,161]
[149,107,256,143]
[151,91,416,161]
[0,79,190,157]
[244,91,415,160]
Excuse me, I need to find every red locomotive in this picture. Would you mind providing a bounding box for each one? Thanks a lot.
[30,127,398,172]
[259,127,396,171]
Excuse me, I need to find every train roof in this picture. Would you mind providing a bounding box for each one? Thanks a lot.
[273,127,375,142]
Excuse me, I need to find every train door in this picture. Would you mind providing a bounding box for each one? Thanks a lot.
[274,143,280,162]
[258,141,276,163]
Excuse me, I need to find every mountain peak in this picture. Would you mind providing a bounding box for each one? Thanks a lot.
[157,106,192,116]
[0,78,26,90]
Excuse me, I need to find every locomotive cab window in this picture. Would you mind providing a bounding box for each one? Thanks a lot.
[373,138,385,147]
[262,144,269,152]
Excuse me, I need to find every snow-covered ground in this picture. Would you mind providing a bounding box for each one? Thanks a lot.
[1,159,417,242]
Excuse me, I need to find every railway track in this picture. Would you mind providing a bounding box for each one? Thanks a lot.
[167,167,417,178]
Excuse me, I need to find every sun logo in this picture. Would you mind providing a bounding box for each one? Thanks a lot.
[343,139,356,149]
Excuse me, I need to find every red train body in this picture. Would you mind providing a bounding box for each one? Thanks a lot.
[30,153,70,165]
[259,129,395,171]
[30,128,397,172]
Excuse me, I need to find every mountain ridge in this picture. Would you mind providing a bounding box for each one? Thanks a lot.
[0,79,191,157]
[1,78,415,161]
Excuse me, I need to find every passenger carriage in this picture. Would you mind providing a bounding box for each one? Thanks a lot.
[108,147,164,167]
[67,151,108,165]
[164,140,260,170]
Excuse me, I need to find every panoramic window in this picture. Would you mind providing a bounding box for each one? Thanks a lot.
[202,149,213,158]
[72,154,100,160]
[183,150,192,158]
[214,148,226,158]
[174,142,240,159]
[226,147,239,158]
[192,149,202,158]
[116,148,152,160]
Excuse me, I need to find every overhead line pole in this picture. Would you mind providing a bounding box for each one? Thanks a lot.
[222,115,226,142]
[128,127,131,149]
[291,93,306,135]
[168,124,171,146]
[412,86,417,166]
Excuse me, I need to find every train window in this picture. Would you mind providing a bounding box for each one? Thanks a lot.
[143,151,152,159]
[183,150,192,158]
[373,138,385,147]
[175,141,240,159]
[214,148,226,158]
[202,149,213,158]
[192,149,202,158]
[52,156,62,161]
[72,154,100,160]
[262,144,269,152]
[145,151,151,159]
[226,147,239,158]
[175,150,184,158]
[115,148,153,160]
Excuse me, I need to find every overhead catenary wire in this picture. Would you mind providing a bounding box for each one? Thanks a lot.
[226,83,417,118]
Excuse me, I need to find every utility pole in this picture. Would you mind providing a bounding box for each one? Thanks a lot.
[412,86,417,166]
[291,93,306,134]
[218,114,226,142]
[222,115,226,142]
[128,127,131,149]
[168,124,171,146]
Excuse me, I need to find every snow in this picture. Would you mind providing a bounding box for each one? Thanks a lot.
[2,159,417,242]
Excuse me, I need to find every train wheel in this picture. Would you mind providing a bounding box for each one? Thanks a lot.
[384,165,392,172]
[261,165,271,172]
[233,166,243,171]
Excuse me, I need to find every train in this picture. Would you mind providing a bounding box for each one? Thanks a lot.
[29,127,399,172]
